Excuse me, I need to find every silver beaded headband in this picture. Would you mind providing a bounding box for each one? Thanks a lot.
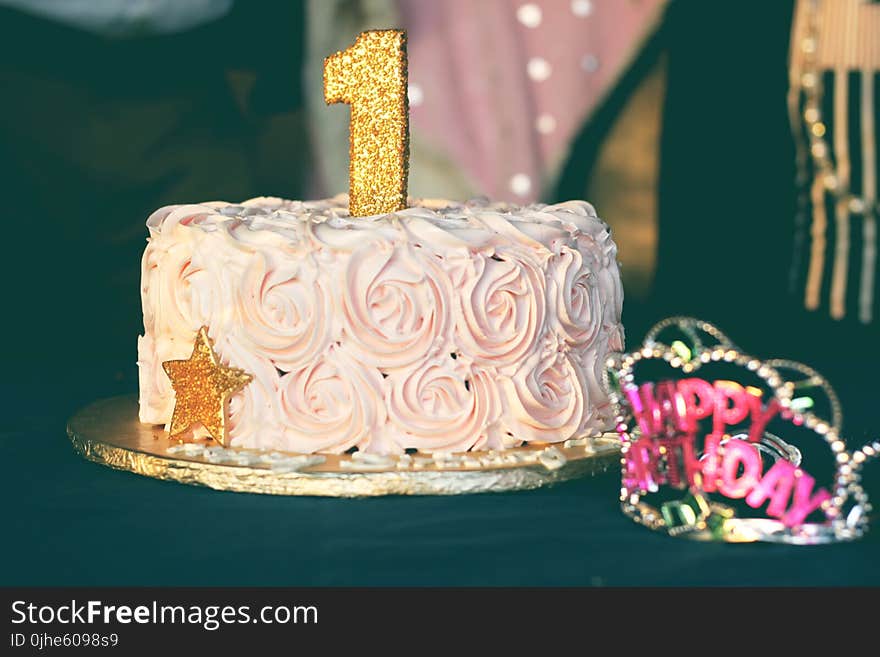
[605,317,877,544]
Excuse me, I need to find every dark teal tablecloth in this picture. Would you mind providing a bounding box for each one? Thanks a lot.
[1,0,878,588]
[3,366,878,587]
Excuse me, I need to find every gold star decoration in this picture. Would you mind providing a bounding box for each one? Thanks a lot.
[162,327,252,445]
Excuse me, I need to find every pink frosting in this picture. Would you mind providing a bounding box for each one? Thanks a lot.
[455,246,547,372]
[276,345,387,453]
[499,339,586,443]
[341,241,453,369]
[237,250,330,372]
[547,246,602,347]
[386,355,500,452]
[138,195,623,454]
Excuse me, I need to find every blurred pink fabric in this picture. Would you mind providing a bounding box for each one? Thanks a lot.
[398,0,665,202]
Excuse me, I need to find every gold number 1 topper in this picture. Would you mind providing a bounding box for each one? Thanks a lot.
[324,29,410,218]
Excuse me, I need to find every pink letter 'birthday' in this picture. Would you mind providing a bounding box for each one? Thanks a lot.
[718,439,762,498]
[783,471,832,526]
[745,460,830,526]
[746,460,796,517]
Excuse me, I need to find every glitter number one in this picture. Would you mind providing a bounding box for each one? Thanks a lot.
[324,30,410,218]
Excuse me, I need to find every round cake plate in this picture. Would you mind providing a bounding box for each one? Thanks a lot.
[66,395,621,497]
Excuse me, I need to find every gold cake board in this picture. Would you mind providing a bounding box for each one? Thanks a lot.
[66,395,621,497]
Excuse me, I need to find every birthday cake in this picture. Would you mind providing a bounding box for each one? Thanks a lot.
[137,195,623,454]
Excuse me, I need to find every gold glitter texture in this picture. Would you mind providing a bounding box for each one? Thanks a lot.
[162,327,252,445]
[68,396,622,497]
[324,29,409,217]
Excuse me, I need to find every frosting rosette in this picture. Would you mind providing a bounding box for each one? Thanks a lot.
[570,338,616,434]
[455,247,546,371]
[219,334,284,449]
[386,356,500,452]
[500,341,586,443]
[235,250,331,373]
[276,346,386,453]
[137,333,173,423]
[142,233,202,340]
[598,263,624,345]
[571,213,624,344]
[547,245,602,347]
[341,240,452,370]
[142,205,246,341]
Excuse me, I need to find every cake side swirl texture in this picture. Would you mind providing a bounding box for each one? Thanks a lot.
[137,196,624,454]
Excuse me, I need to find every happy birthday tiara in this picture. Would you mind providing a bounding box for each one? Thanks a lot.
[605,317,878,544]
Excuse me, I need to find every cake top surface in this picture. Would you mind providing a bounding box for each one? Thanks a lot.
[146,194,614,257]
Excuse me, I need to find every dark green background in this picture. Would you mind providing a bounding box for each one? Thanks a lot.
[1,1,878,585]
